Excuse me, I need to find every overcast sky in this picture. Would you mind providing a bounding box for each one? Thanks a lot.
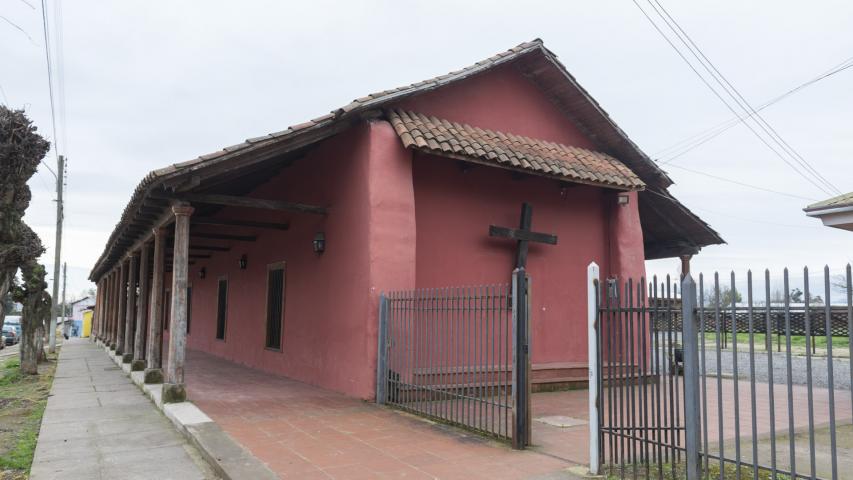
[3,1,852,300]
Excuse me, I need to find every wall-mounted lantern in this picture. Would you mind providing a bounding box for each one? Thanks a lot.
[239,254,248,270]
[313,232,326,255]
[198,267,206,279]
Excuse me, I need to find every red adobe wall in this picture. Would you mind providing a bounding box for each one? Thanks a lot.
[176,63,646,398]
[182,122,414,399]
[411,155,620,364]
[395,65,646,365]
[395,64,597,150]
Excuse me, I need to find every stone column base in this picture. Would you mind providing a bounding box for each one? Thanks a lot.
[143,368,163,384]
[109,343,117,351]
[115,345,124,356]
[122,353,133,364]
[162,383,186,404]
[130,359,145,371]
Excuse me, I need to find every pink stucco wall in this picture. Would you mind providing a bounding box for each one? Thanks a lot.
[412,154,621,364]
[401,66,646,365]
[396,64,597,149]
[183,122,414,399]
[178,65,646,398]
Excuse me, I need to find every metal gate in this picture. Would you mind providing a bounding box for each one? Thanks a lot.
[376,268,532,448]
[590,263,851,479]
[590,267,686,479]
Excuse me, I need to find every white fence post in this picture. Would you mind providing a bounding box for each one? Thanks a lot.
[587,262,600,475]
[682,274,701,480]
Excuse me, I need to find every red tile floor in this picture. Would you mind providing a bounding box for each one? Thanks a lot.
[185,349,577,479]
[184,349,852,479]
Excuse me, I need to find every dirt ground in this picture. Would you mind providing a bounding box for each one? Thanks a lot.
[0,354,56,480]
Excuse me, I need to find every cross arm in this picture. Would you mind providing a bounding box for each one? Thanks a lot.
[489,225,558,245]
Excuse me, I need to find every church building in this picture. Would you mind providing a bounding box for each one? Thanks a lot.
[89,39,722,403]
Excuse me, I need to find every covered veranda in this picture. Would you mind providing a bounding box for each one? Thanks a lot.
[181,346,852,478]
[182,347,578,479]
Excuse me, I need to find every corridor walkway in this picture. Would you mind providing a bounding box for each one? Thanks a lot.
[185,349,579,479]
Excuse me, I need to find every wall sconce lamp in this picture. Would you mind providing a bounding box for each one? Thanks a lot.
[313,232,326,255]
[198,267,206,279]
[617,192,630,206]
[239,254,248,270]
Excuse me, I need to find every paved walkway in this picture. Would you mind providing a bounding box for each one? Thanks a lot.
[185,349,580,480]
[30,339,217,479]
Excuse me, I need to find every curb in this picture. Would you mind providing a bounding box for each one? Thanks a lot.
[95,339,277,480]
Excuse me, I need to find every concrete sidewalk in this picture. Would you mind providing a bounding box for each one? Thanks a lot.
[30,338,217,479]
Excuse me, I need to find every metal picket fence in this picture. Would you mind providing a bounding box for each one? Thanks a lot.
[376,269,532,447]
[590,268,687,479]
[590,264,853,480]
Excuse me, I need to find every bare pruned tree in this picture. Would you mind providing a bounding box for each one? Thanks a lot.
[1,106,49,370]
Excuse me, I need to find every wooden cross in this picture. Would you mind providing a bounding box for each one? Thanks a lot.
[489,202,558,269]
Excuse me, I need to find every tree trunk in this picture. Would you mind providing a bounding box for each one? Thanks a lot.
[19,299,40,374]
[20,290,51,374]
[0,268,11,337]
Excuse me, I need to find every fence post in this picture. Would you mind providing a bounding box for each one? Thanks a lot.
[682,274,701,480]
[376,293,389,405]
[587,262,600,475]
[512,267,529,449]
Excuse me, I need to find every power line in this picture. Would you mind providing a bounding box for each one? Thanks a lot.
[643,188,822,229]
[39,0,59,153]
[40,0,65,354]
[633,0,840,197]
[654,57,853,163]
[664,164,819,201]
[54,0,67,153]
[1,14,38,45]
[648,0,842,196]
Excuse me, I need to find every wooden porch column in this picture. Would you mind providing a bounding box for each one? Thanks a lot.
[91,279,100,340]
[144,227,167,384]
[96,278,106,341]
[163,204,193,403]
[109,270,118,350]
[103,276,110,342]
[111,270,119,347]
[122,253,139,363]
[104,275,111,344]
[132,243,151,371]
[115,260,128,356]
[680,254,693,279]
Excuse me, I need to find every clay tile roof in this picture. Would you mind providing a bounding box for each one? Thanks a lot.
[90,38,722,280]
[388,109,645,191]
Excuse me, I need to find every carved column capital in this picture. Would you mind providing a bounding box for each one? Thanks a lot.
[171,204,194,217]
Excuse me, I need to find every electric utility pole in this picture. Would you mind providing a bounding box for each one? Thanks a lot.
[61,262,67,338]
[49,154,64,353]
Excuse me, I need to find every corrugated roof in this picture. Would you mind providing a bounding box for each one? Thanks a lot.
[804,191,853,213]
[388,109,645,190]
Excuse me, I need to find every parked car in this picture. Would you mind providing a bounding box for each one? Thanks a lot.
[4,316,21,337]
[3,326,18,346]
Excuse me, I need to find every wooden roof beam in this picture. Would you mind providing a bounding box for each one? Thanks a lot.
[166,253,212,259]
[188,245,230,252]
[181,232,257,242]
[149,191,327,216]
[191,217,290,231]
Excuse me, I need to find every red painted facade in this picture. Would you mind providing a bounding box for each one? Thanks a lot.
[182,67,645,399]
